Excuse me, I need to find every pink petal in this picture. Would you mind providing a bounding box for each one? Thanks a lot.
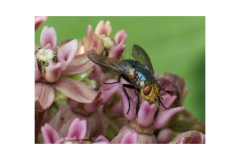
[95,20,112,37]
[44,60,62,83]
[67,98,80,109]
[153,94,184,129]
[66,118,87,141]
[114,29,128,45]
[99,79,121,104]
[186,133,205,144]
[92,34,105,54]
[88,64,102,85]
[177,137,186,144]
[35,56,41,81]
[41,123,60,144]
[153,106,185,129]
[35,83,55,111]
[136,101,157,127]
[120,130,138,144]
[78,45,85,55]
[35,16,47,30]
[53,77,101,103]
[83,94,104,113]
[92,135,110,144]
[186,137,201,144]
[119,86,136,121]
[111,100,123,115]
[57,39,78,71]
[161,94,177,109]
[48,109,62,132]
[60,49,95,77]
[40,26,57,52]
[154,71,159,79]
[83,25,93,52]
[157,128,172,144]
[109,44,126,60]
[83,26,105,54]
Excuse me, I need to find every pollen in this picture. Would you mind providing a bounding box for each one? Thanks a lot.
[36,48,56,62]
[99,35,113,49]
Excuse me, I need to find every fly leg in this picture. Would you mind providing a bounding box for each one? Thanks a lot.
[157,96,168,109]
[104,75,121,85]
[122,84,135,114]
[120,75,140,116]
[136,89,140,118]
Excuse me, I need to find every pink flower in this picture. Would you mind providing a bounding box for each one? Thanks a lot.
[41,123,62,144]
[35,26,100,111]
[35,16,47,30]
[99,79,184,144]
[108,43,126,60]
[82,25,104,54]
[76,20,128,86]
[41,117,86,144]
[154,73,205,143]
[114,29,128,45]
[79,20,127,61]
[46,104,101,140]
[156,128,172,144]
[65,117,87,143]
[39,48,119,142]
[46,77,121,140]
[155,72,189,107]
[111,126,156,144]
[41,117,109,144]
[94,20,128,46]
[95,20,112,37]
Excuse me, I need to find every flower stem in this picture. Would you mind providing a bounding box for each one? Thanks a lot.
[35,111,45,143]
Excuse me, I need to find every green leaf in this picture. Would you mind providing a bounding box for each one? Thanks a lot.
[67,68,93,81]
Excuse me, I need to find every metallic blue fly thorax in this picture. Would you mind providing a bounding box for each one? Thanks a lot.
[123,59,156,88]
[136,72,146,81]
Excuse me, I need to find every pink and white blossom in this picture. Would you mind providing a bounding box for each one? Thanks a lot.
[35,26,100,111]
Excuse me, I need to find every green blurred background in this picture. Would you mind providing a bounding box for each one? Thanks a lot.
[35,16,205,122]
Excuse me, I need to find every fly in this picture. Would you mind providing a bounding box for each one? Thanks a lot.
[87,44,167,117]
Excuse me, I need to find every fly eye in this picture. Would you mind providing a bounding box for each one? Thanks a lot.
[143,85,152,96]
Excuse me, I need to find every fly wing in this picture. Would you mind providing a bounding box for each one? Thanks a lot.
[132,44,153,71]
[87,52,129,75]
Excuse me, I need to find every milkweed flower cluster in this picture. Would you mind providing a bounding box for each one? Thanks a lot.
[35,17,205,144]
